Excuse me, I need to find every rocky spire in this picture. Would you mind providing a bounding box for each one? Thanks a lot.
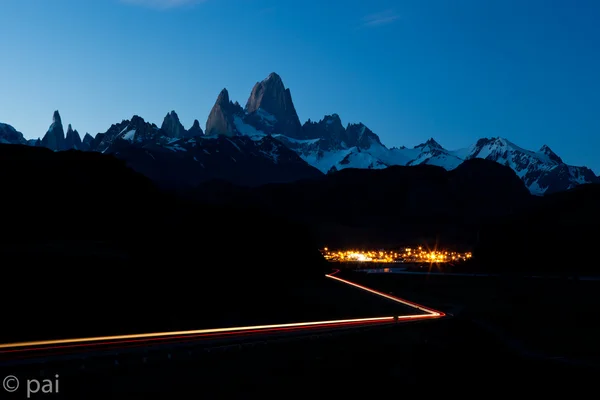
[186,119,204,137]
[245,73,302,138]
[205,89,237,137]
[161,110,186,138]
[345,122,382,149]
[52,110,61,125]
[217,87,229,104]
[416,138,443,150]
[81,133,94,151]
[41,110,66,151]
[65,124,83,150]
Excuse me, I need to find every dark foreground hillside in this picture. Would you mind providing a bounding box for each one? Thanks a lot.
[0,144,327,342]
[474,183,600,274]
[193,159,533,249]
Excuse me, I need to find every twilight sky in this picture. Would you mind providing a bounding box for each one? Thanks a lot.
[1,0,599,172]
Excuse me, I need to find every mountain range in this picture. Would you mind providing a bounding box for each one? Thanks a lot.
[1,72,598,194]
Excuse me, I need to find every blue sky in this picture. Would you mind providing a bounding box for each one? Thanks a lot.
[1,0,599,172]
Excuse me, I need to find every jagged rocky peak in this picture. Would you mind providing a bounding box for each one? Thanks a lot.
[130,115,160,134]
[416,138,442,150]
[298,114,383,150]
[539,144,563,164]
[324,113,342,125]
[83,133,94,143]
[215,88,231,107]
[65,123,77,141]
[52,110,62,125]
[161,110,186,138]
[345,122,382,149]
[205,88,238,137]
[346,121,364,130]
[131,115,144,124]
[298,113,346,150]
[304,114,342,133]
[187,119,204,137]
[264,72,283,84]
[41,110,66,151]
[245,72,302,138]
[65,123,83,150]
[81,133,94,151]
[129,115,158,131]
[89,114,162,153]
[217,88,230,105]
[303,114,342,129]
[321,114,344,133]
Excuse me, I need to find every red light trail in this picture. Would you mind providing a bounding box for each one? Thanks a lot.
[0,269,444,360]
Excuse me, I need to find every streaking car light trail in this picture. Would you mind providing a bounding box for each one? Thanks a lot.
[325,269,445,316]
[0,269,444,355]
[0,318,397,358]
[0,317,396,352]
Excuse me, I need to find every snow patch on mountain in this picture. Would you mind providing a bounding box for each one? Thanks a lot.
[164,144,187,152]
[302,148,356,173]
[256,108,277,124]
[272,134,319,145]
[233,116,266,140]
[258,140,280,164]
[122,130,136,142]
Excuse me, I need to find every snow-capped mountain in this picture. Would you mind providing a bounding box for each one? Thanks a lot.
[280,132,598,195]
[200,72,599,195]
[0,123,27,145]
[1,72,598,194]
[0,109,321,188]
[452,138,598,195]
[85,112,321,188]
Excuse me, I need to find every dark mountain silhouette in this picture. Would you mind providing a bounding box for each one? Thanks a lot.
[192,159,532,249]
[0,144,326,342]
[160,110,187,138]
[64,123,83,150]
[40,110,66,151]
[107,132,323,189]
[474,183,600,274]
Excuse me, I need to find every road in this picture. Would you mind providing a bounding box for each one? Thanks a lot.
[0,269,444,365]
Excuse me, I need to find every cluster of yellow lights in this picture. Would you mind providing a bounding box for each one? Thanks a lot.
[321,246,472,263]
